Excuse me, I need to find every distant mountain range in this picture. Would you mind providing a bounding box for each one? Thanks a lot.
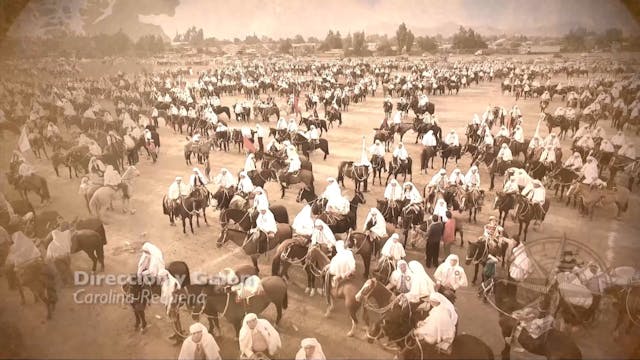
[7,0,178,41]
[5,0,638,41]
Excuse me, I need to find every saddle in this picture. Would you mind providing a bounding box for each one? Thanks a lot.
[232,275,264,303]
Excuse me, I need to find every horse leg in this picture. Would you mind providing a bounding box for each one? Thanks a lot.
[97,245,105,272]
[84,249,98,272]
[472,263,479,284]
[251,255,260,274]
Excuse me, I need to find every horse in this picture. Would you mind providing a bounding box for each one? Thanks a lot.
[544,112,571,140]
[213,106,232,121]
[161,195,200,234]
[460,189,484,223]
[337,161,370,192]
[439,144,461,168]
[420,146,437,174]
[210,186,235,211]
[386,157,413,184]
[512,195,551,242]
[6,173,51,205]
[5,258,57,320]
[399,336,495,360]
[545,168,580,201]
[308,246,362,337]
[217,224,293,273]
[276,168,314,199]
[568,183,629,220]
[28,133,49,159]
[465,237,512,284]
[219,206,289,231]
[69,229,106,272]
[492,279,583,360]
[317,190,366,236]
[121,261,190,335]
[298,138,330,160]
[88,183,129,223]
[370,155,387,186]
[345,231,385,279]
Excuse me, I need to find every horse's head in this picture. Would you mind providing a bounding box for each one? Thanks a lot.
[296,186,315,203]
[355,277,377,302]
[465,239,481,265]
[352,190,366,206]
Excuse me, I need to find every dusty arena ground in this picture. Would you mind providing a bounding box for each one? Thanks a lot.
[1,54,639,359]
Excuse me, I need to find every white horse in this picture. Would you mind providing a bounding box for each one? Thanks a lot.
[87,166,140,222]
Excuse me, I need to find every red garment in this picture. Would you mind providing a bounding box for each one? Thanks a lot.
[243,137,256,153]
[442,218,456,245]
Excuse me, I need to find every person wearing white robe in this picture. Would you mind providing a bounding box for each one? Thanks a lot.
[572,124,591,141]
[311,219,336,249]
[7,231,41,269]
[252,187,270,211]
[445,130,459,147]
[307,126,320,144]
[611,131,625,149]
[380,233,405,262]
[414,293,458,348]
[539,145,556,165]
[464,166,480,190]
[434,254,468,291]
[295,338,326,360]
[509,242,532,281]
[618,144,637,159]
[433,199,449,222]
[384,179,403,202]
[328,240,356,282]
[393,143,409,162]
[576,135,595,150]
[387,260,412,294]
[168,176,191,200]
[178,322,221,360]
[369,140,385,157]
[237,171,255,194]
[189,167,208,189]
[497,143,513,162]
[392,110,402,125]
[276,117,288,130]
[137,242,165,283]
[363,208,387,239]
[471,113,481,125]
[483,131,494,149]
[238,313,281,358]
[581,156,600,185]
[513,125,524,143]
[292,205,314,237]
[323,178,348,214]
[103,165,121,187]
[563,152,583,172]
[599,139,615,154]
[244,153,257,175]
[544,133,560,149]
[215,123,227,133]
[403,182,422,206]
[422,130,437,147]
[213,168,236,189]
[428,169,449,190]
[253,205,278,236]
[405,260,436,303]
[448,168,465,186]
[496,125,510,139]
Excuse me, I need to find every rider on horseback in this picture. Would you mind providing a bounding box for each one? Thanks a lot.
[539,145,556,167]
[379,233,405,268]
[281,151,301,188]
[311,219,336,252]
[88,156,106,178]
[581,156,606,188]
[392,142,409,166]
[363,207,387,244]
[618,143,636,160]
[402,182,423,215]
[497,143,513,168]
[306,125,320,146]
[369,139,385,164]
[464,165,480,191]
[189,167,208,191]
[425,169,448,204]
[434,254,468,295]
[276,117,287,130]
[103,165,121,191]
[292,205,314,243]
[387,260,412,294]
[521,180,546,224]
[414,293,458,354]
[384,179,403,214]
[244,153,257,178]
[250,204,278,253]
[167,176,190,224]
[328,240,356,287]
[563,152,583,174]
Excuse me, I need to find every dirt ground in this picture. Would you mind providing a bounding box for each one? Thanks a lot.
[1,54,639,359]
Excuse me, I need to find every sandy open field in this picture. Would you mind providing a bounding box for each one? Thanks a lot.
[1,53,639,359]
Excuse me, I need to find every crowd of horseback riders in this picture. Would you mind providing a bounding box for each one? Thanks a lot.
[2,53,640,360]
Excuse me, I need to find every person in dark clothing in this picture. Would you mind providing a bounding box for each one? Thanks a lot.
[425,215,444,268]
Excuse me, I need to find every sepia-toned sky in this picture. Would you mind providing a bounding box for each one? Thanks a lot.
[138,0,639,38]
[5,0,639,40]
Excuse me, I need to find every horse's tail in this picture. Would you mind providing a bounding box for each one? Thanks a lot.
[40,177,51,200]
[271,250,282,276]
[282,286,288,310]
[337,162,346,183]
[324,271,332,305]
[619,198,629,213]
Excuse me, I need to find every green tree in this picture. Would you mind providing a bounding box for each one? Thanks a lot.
[405,30,415,53]
[452,26,487,52]
[396,22,408,53]
[416,36,438,53]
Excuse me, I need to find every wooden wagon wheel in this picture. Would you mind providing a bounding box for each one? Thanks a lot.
[510,234,610,323]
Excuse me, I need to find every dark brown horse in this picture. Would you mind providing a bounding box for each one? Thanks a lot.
[6,259,57,320]
[217,224,293,273]
[338,161,370,192]
[277,169,315,199]
[6,173,51,205]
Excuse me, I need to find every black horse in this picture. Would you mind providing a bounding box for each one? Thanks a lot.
[386,157,413,184]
